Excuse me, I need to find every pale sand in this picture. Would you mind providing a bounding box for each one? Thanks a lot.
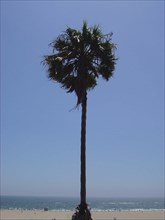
[1,209,165,220]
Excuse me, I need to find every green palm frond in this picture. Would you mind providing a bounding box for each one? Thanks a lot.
[43,21,117,106]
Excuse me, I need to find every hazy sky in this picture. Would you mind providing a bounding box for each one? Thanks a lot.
[1,1,164,198]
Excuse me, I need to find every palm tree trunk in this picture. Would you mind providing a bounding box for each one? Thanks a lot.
[80,90,87,206]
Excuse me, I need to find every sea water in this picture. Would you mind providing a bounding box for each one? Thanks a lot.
[1,196,164,211]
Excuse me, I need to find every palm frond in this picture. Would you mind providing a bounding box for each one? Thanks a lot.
[43,21,117,106]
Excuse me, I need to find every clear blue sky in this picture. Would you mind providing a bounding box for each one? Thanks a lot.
[1,1,164,198]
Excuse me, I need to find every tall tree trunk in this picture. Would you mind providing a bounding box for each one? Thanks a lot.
[80,90,87,206]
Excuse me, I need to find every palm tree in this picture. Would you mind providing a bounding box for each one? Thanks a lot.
[43,21,117,220]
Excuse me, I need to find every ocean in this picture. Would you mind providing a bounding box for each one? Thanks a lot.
[1,196,164,211]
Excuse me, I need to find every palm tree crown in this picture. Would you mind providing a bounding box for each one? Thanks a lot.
[43,21,117,106]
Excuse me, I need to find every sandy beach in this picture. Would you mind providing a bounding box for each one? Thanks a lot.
[1,209,164,220]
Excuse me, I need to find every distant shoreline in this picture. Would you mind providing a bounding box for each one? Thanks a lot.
[1,208,165,212]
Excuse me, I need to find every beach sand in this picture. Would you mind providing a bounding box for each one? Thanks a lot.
[1,209,164,220]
